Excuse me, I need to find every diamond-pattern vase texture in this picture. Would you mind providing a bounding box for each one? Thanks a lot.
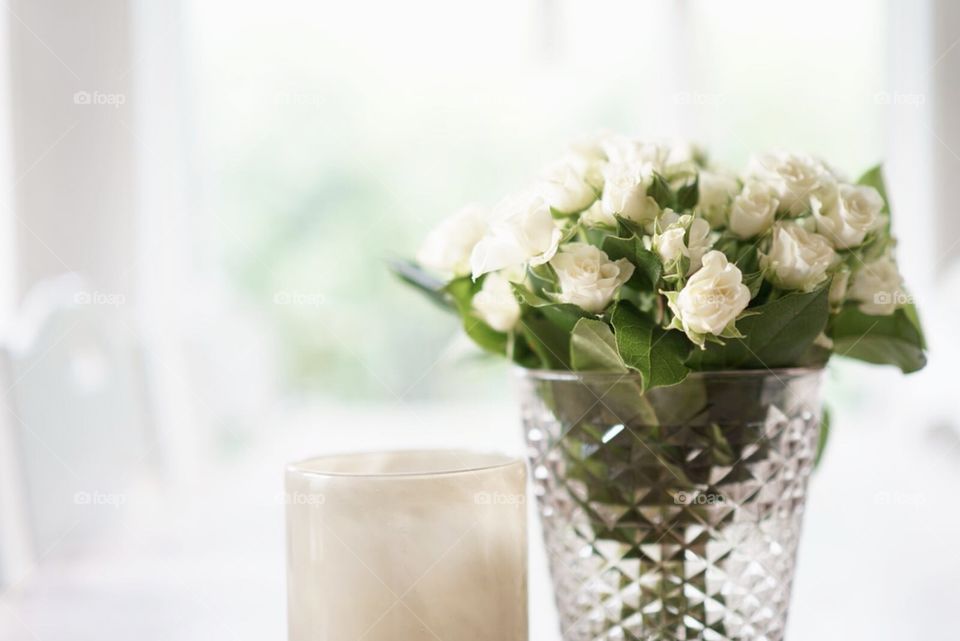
[518,368,823,641]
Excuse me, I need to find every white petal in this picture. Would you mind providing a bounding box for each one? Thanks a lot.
[470,234,526,279]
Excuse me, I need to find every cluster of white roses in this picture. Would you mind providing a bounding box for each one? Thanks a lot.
[415,134,908,347]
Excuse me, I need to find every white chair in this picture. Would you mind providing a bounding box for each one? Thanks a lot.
[0,360,33,590]
[0,273,155,585]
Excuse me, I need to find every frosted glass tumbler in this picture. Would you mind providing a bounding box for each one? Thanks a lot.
[285,449,528,641]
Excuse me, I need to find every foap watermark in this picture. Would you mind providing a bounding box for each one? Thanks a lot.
[274,92,323,109]
[74,490,127,508]
[73,90,127,108]
[278,491,326,506]
[873,90,925,108]
[873,290,914,307]
[693,292,731,306]
[274,290,325,307]
[74,290,126,307]
[674,490,726,506]
[474,491,525,506]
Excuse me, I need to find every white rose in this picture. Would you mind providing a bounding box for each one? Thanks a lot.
[569,131,614,162]
[848,256,905,316]
[728,181,778,239]
[416,205,487,276]
[829,268,850,306]
[656,227,686,264]
[821,160,849,182]
[696,171,739,227]
[669,250,751,338]
[472,272,520,332]
[655,213,713,274]
[600,160,661,225]
[761,222,837,291]
[470,192,562,278]
[658,208,681,228]
[666,141,702,166]
[601,137,670,169]
[540,154,602,214]
[748,152,836,217]
[549,243,635,313]
[580,200,617,228]
[813,184,884,249]
[684,218,713,272]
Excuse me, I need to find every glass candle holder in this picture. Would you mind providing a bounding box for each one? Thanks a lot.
[285,449,528,641]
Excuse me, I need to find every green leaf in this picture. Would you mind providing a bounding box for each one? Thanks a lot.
[688,287,830,370]
[511,284,590,330]
[602,235,662,291]
[445,276,476,313]
[742,270,765,298]
[583,227,612,247]
[857,164,891,231]
[526,263,557,297]
[511,282,549,305]
[611,301,691,389]
[511,284,593,368]
[732,242,761,274]
[520,313,572,369]
[445,276,508,356]
[509,332,543,368]
[550,206,580,220]
[675,174,699,211]
[570,318,628,371]
[902,301,927,349]
[815,406,831,468]
[648,172,674,209]
[389,258,455,312]
[856,164,890,213]
[830,305,927,373]
[615,214,647,239]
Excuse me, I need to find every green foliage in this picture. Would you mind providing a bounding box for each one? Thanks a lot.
[611,301,691,389]
[675,174,700,210]
[641,172,699,213]
[388,259,455,312]
[512,283,591,369]
[687,288,830,370]
[519,314,572,369]
[601,235,662,291]
[648,173,674,209]
[857,164,889,212]
[446,276,509,356]
[857,164,893,234]
[526,263,557,297]
[396,156,927,400]
[816,406,831,467]
[394,148,932,480]
[830,304,927,373]
[570,319,627,371]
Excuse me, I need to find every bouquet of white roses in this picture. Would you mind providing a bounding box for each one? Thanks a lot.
[394,134,926,389]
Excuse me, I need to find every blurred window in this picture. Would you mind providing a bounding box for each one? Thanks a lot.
[186,0,889,401]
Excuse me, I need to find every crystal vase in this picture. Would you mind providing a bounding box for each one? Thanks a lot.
[518,368,823,641]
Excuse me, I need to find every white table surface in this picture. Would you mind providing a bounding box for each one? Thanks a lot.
[1,400,958,640]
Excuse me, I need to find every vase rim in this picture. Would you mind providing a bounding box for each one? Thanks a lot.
[287,448,524,479]
[513,365,824,381]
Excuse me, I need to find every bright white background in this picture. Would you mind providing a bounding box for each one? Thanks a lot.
[0,1,958,639]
